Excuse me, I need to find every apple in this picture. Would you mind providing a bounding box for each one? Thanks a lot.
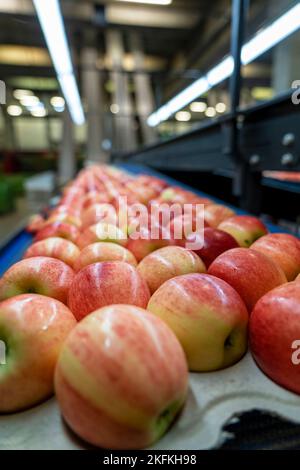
[208,248,287,312]
[147,273,248,371]
[126,224,173,262]
[250,281,300,395]
[26,214,45,233]
[0,256,74,304]
[167,213,210,245]
[74,242,138,271]
[35,221,80,245]
[68,261,150,320]
[77,222,127,249]
[81,203,117,230]
[137,246,206,294]
[82,191,111,210]
[55,304,188,449]
[0,294,76,412]
[218,215,268,247]
[204,204,235,228]
[186,227,239,268]
[46,213,82,229]
[251,233,300,281]
[23,237,80,270]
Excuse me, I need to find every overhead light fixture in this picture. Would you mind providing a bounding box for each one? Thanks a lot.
[215,102,226,113]
[110,103,120,114]
[13,89,33,100]
[118,0,172,5]
[205,107,216,118]
[190,101,207,113]
[20,95,40,106]
[148,2,300,127]
[50,96,65,107]
[175,111,191,122]
[33,0,85,125]
[7,105,22,116]
[31,108,47,117]
[241,3,300,65]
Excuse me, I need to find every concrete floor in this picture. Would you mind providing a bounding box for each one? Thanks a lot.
[0,198,33,248]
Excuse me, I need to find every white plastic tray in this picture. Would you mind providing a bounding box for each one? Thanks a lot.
[1,352,299,450]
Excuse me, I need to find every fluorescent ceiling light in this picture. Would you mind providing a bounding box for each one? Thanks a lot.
[241,3,300,65]
[13,89,33,100]
[118,0,172,5]
[110,103,120,114]
[148,2,300,126]
[175,111,191,122]
[50,96,65,107]
[33,0,84,125]
[215,102,226,113]
[31,108,47,117]
[190,101,207,113]
[20,95,40,106]
[7,105,22,116]
[205,107,216,118]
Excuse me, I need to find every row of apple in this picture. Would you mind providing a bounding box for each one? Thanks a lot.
[0,164,299,450]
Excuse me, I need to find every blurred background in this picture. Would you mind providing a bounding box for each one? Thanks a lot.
[0,0,299,240]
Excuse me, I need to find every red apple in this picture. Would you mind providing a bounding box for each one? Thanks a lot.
[35,221,80,245]
[208,248,287,312]
[147,273,248,371]
[68,261,150,320]
[82,191,111,210]
[23,237,80,270]
[26,214,45,233]
[46,213,82,230]
[77,222,127,249]
[186,227,239,268]
[81,203,117,230]
[126,222,173,262]
[218,215,268,247]
[250,281,300,395]
[0,294,76,412]
[0,256,74,304]
[204,204,235,228]
[251,233,300,281]
[55,304,188,449]
[74,242,138,271]
[137,246,206,294]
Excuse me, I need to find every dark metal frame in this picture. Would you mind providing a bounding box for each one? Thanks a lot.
[114,0,300,213]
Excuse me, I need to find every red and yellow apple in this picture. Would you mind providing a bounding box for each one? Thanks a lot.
[0,256,74,304]
[251,233,300,281]
[77,222,127,249]
[68,261,150,320]
[218,215,268,247]
[74,242,138,271]
[23,237,80,269]
[208,248,287,312]
[137,246,206,294]
[204,204,235,228]
[81,203,117,230]
[147,273,248,371]
[250,281,300,395]
[35,221,80,245]
[55,304,188,449]
[0,294,76,412]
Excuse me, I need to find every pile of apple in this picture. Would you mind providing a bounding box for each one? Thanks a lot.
[0,164,300,450]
